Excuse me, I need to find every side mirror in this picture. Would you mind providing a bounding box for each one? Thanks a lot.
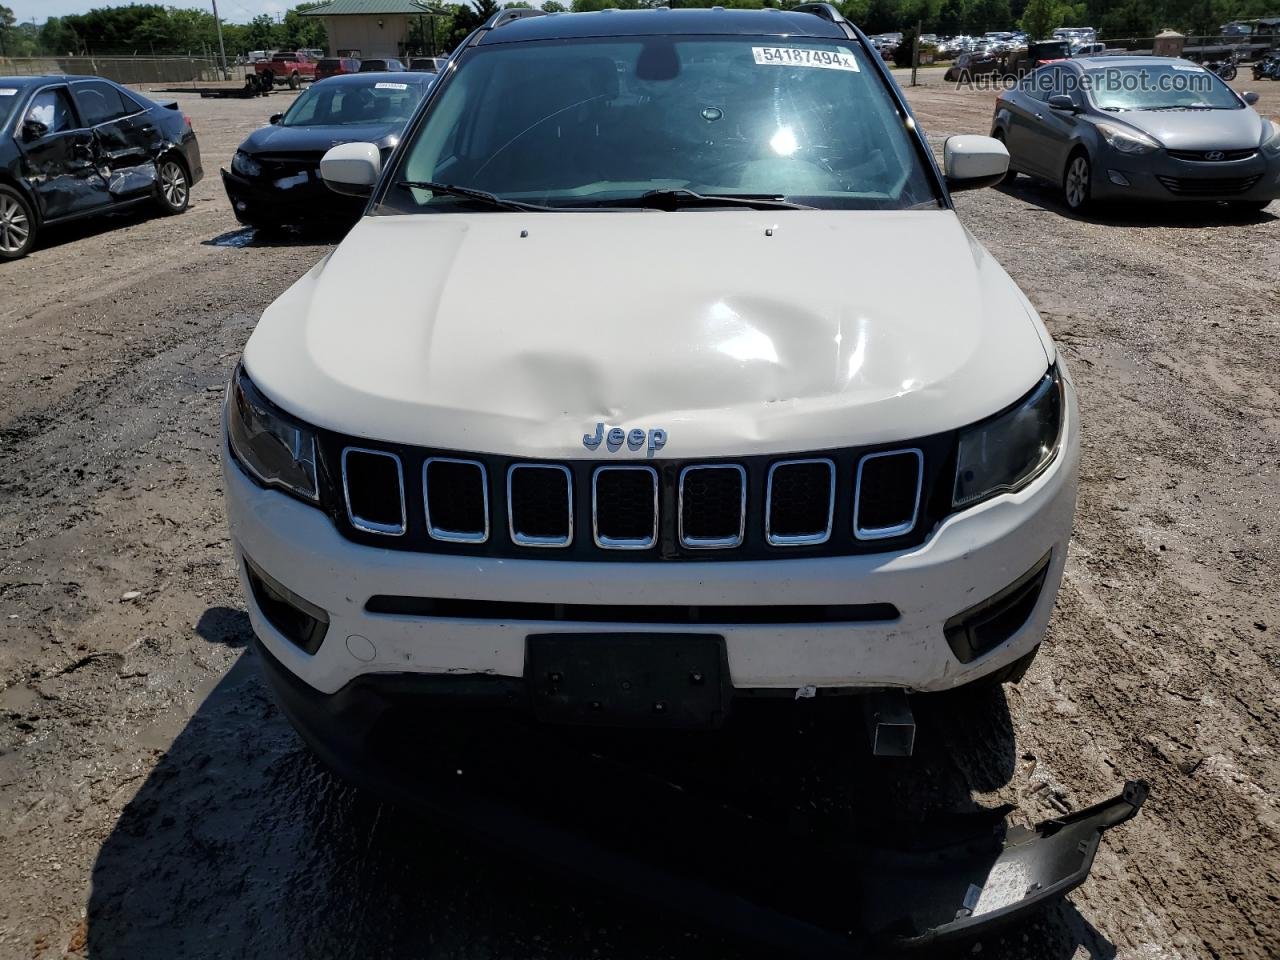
[22,118,48,141]
[1047,94,1079,113]
[320,141,381,197]
[1241,91,1259,106]
[269,113,283,124]
[943,135,1009,192]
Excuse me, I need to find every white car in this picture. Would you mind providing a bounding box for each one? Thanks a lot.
[222,7,1075,752]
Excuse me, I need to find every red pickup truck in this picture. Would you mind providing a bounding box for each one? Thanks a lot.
[253,52,319,89]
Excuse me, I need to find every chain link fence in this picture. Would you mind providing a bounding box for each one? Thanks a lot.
[0,56,227,89]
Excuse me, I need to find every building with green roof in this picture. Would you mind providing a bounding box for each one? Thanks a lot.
[301,0,444,58]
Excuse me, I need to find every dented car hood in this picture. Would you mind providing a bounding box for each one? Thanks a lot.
[244,209,1053,458]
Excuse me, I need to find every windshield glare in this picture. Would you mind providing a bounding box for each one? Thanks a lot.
[281,80,426,127]
[1086,64,1241,111]
[383,37,937,211]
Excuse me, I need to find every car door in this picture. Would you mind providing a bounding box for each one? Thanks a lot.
[1029,66,1083,180]
[1001,70,1050,173]
[70,80,157,199]
[1011,66,1061,177]
[14,84,111,221]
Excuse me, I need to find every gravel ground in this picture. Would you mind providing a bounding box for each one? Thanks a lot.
[0,76,1277,960]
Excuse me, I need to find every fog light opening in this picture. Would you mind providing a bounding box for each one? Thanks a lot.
[244,556,330,654]
[1107,170,1131,187]
[944,552,1052,664]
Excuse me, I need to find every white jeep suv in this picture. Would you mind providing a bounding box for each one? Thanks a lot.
[222,6,1076,754]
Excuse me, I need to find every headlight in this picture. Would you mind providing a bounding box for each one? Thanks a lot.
[232,150,263,178]
[1262,120,1280,158]
[953,369,1064,508]
[1095,121,1161,155]
[226,366,319,501]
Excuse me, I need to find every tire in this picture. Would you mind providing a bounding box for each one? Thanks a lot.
[0,184,36,261]
[289,71,300,90]
[1221,65,1237,81]
[1063,150,1092,212]
[990,130,1018,185]
[155,156,191,215]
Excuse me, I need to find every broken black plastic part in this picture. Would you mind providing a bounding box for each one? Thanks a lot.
[253,638,1149,956]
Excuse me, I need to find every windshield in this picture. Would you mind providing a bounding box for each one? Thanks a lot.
[381,36,938,212]
[281,80,426,127]
[1085,64,1242,111]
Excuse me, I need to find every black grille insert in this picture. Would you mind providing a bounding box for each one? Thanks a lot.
[424,458,488,543]
[679,465,746,548]
[366,595,900,624]
[854,450,922,540]
[593,466,658,549]
[342,448,406,536]
[766,459,835,545]
[508,464,572,546]
[1156,174,1261,195]
[1166,148,1256,162]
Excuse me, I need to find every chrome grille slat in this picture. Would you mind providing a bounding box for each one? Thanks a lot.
[765,458,835,546]
[423,457,489,543]
[341,447,407,536]
[853,448,923,541]
[678,464,746,549]
[507,463,573,547]
[592,465,659,550]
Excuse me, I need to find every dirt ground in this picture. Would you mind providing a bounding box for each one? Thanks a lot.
[0,74,1277,960]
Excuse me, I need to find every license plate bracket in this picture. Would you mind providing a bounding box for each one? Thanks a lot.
[526,633,731,729]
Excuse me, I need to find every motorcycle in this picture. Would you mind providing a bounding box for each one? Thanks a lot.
[1254,53,1280,81]
[1206,55,1238,81]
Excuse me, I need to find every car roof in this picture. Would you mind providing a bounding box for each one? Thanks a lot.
[1069,55,1200,69]
[315,71,430,86]
[0,75,121,86]
[475,8,849,44]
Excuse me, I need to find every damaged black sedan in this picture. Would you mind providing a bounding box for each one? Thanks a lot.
[0,75,202,261]
[222,72,433,233]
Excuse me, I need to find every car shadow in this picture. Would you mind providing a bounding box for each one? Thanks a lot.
[85,618,1116,959]
[997,176,1277,227]
[203,225,349,249]
[27,204,161,255]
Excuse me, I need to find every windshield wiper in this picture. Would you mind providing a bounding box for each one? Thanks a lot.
[394,180,557,211]
[605,189,816,211]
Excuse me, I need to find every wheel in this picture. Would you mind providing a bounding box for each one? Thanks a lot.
[156,157,191,215]
[289,71,300,90]
[1221,65,1237,80]
[1063,150,1092,212]
[990,130,1018,185]
[0,185,36,261]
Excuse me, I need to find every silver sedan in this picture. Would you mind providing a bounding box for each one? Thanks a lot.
[991,56,1280,212]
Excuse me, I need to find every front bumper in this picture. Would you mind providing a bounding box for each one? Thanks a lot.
[222,377,1080,698]
[221,167,364,228]
[1090,146,1280,203]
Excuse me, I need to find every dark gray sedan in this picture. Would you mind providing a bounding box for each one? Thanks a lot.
[991,56,1280,211]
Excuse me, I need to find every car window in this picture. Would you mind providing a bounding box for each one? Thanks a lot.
[281,81,426,126]
[388,36,938,211]
[1085,63,1242,111]
[1022,66,1056,102]
[72,80,138,126]
[25,87,78,134]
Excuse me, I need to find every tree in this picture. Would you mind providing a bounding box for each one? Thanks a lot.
[541,0,568,9]
[1019,0,1059,38]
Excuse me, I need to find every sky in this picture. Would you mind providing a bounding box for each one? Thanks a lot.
[7,0,293,25]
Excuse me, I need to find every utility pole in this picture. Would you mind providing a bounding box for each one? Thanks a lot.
[911,18,921,86]
[211,0,229,79]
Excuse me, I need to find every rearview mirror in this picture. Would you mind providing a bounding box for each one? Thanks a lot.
[1241,91,1259,106]
[1047,94,1079,113]
[269,113,283,124]
[320,141,381,198]
[942,135,1009,192]
[21,118,48,141]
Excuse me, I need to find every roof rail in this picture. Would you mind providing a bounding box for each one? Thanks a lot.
[484,7,546,29]
[792,3,844,23]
